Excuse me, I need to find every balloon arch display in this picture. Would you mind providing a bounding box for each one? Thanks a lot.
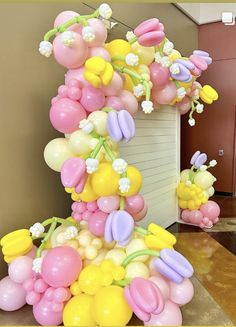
[0,4,219,326]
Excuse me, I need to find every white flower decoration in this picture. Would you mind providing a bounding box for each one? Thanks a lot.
[188,118,195,126]
[154,52,162,63]
[79,119,94,134]
[177,87,186,99]
[119,178,130,193]
[99,3,112,19]
[86,158,99,174]
[32,258,43,274]
[112,158,128,174]
[126,31,136,42]
[196,103,204,114]
[82,26,96,42]
[141,100,154,114]
[163,41,174,55]
[160,56,171,68]
[209,160,217,167]
[192,90,200,100]
[125,53,139,66]
[170,63,180,75]
[185,180,192,187]
[39,41,53,58]
[200,165,208,171]
[29,223,45,238]
[133,84,144,98]
[61,31,76,47]
[64,226,78,240]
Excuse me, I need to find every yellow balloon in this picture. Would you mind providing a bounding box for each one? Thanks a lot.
[91,162,119,196]
[93,285,132,326]
[118,165,142,196]
[169,50,182,62]
[123,73,135,92]
[105,40,132,66]
[131,42,155,66]
[78,265,103,295]
[76,176,99,202]
[63,294,95,326]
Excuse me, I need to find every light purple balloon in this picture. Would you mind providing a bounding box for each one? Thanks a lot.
[153,258,183,284]
[175,59,195,71]
[0,276,26,311]
[194,153,207,168]
[118,110,135,142]
[107,111,123,142]
[193,50,209,57]
[170,63,191,82]
[190,150,200,165]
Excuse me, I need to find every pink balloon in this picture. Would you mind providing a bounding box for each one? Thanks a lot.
[61,157,86,188]
[41,246,82,288]
[87,18,107,47]
[181,209,190,222]
[0,276,26,311]
[102,72,123,96]
[176,96,191,115]
[33,297,63,326]
[87,201,98,212]
[53,33,88,69]
[188,210,203,224]
[88,47,111,61]
[132,202,148,221]
[8,256,33,284]
[125,195,145,214]
[88,210,108,236]
[80,85,105,112]
[65,67,90,87]
[200,201,220,221]
[50,98,87,133]
[149,276,170,301]
[97,196,120,213]
[169,278,194,305]
[152,81,177,105]
[119,90,139,116]
[105,96,125,111]
[54,11,82,34]
[26,245,37,259]
[144,300,182,326]
[150,62,170,88]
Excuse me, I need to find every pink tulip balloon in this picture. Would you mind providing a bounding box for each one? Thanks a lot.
[176,97,191,115]
[200,201,220,221]
[53,33,88,69]
[132,201,148,221]
[65,67,90,87]
[88,210,108,236]
[0,276,26,311]
[145,300,182,326]
[88,47,111,61]
[152,81,177,105]
[149,276,170,301]
[150,62,170,88]
[102,72,123,96]
[33,298,63,326]
[97,196,120,213]
[105,96,125,111]
[119,90,138,116]
[87,18,107,47]
[80,85,105,112]
[125,195,145,214]
[169,278,194,305]
[54,11,82,34]
[41,246,82,287]
[8,256,33,284]
[50,98,87,133]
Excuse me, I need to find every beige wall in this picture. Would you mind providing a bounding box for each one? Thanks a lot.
[0,1,197,276]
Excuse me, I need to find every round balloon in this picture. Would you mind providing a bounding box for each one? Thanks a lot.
[0,276,26,311]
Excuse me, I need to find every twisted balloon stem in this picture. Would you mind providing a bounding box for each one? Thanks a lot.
[121,249,160,268]
[90,137,104,159]
[103,140,117,161]
[119,196,125,210]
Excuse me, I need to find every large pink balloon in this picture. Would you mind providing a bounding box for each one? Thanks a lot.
[53,33,88,69]
[189,210,203,224]
[88,47,111,61]
[125,195,145,214]
[54,11,82,34]
[33,298,63,326]
[150,62,170,88]
[87,18,107,47]
[102,72,123,96]
[169,278,194,305]
[176,96,191,115]
[119,90,138,116]
[200,201,220,221]
[41,246,82,288]
[0,276,26,311]
[65,67,90,87]
[50,98,87,134]
[97,196,120,213]
[105,96,125,111]
[144,300,182,326]
[88,210,108,236]
[8,256,33,284]
[149,276,170,301]
[152,81,177,105]
[80,85,105,112]
[132,202,148,221]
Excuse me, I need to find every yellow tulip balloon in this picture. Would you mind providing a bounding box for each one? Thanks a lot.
[118,165,142,196]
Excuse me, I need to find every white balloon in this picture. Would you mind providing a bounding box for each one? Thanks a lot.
[180,169,191,182]
[194,171,215,190]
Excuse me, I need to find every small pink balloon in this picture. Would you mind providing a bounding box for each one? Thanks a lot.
[26,290,41,305]
[105,96,125,111]
[26,245,37,259]
[181,209,190,222]
[169,278,194,305]
[50,98,87,133]
[132,202,148,222]
[0,276,26,311]
[80,85,105,112]
[41,246,82,288]
[87,18,107,47]
[53,33,88,69]
[65,67,90,87]
[176,96,191,115]
[144,300,182,326]
[88,210,108,236]
[82,210,92,221]
[119,90,139,116]
[86,201,98,212]
[149,276,170,301]
[200,201,220,221]
[88,47,111,61]
[125,195,145,214]
[102,72,123,96]
[189,210,203,225]
[8,256,33,284]
[53,287,70,303]
[150,62,170,88]
[152,81,177,105]
[54,11,82,34]
[97,196,120,213]
[33,297,63,326]
[34,279,48,294]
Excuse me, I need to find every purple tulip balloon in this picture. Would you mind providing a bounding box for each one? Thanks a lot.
[0,276,26,311]
[107,110,135,142]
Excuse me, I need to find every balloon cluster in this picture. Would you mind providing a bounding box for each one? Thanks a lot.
[177,151,220,228]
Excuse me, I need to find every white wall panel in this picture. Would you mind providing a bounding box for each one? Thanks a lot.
[120,106,180,228]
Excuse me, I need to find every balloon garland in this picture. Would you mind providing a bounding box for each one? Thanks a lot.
[0,4,218,326]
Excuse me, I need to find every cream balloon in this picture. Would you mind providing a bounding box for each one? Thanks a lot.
[125,261,150,279]
[206,186,215,197]
[88,111,108,136]
[105,249,127,266]
[44,138,74,172]
[69,130,93,155]
[131,42,155,66]
[180,169,191,182]
[125,238,149,262]
[194,171,216,190]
